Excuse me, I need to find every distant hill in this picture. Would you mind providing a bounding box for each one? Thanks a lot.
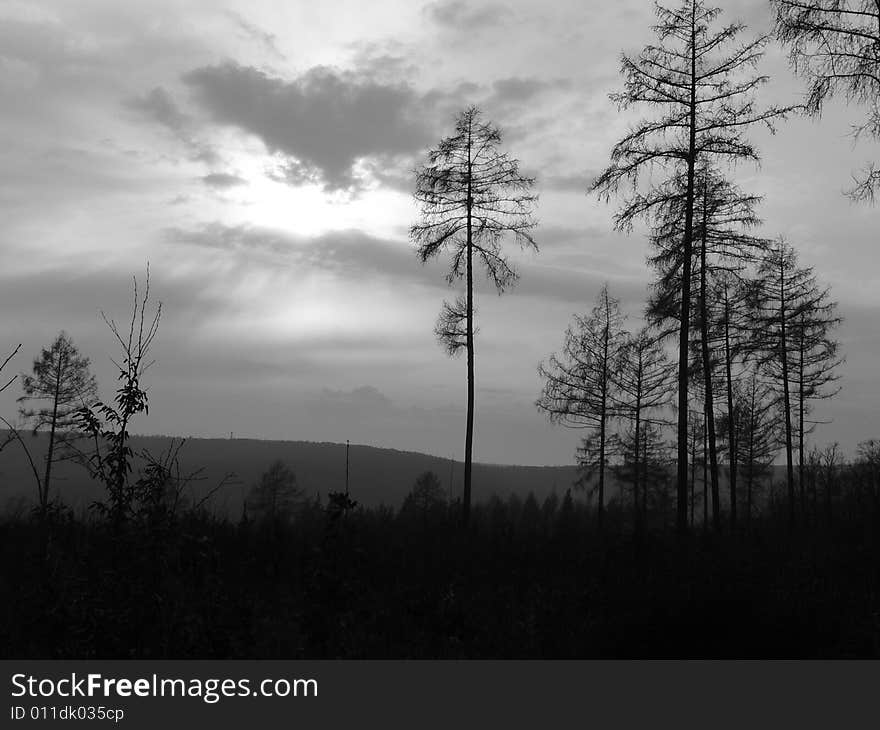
[0,432,583,516]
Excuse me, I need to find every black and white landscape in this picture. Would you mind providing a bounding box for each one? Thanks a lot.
[1,0,879,658]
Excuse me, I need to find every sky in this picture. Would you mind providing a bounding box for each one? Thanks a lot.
[0,0,877,466]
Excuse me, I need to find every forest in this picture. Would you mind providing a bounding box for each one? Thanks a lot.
[1,0,880,658]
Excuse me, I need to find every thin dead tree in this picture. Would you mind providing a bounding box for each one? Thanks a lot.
[537,284,627,530]
[78,270,162,523]
[614,327,675,533]
[411,105,537,525]
[749,239,842,526]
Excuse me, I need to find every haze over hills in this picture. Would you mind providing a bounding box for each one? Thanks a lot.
[0,432,583,516]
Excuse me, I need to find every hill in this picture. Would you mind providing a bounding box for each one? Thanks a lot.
[0,432,582,516]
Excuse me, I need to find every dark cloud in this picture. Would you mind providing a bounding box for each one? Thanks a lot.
[201,172,247,189]
[425,0,512,30]
[164,222,644,306]
[164,223,443,285]
[181,62,433,191]
[126,87,219,163]
[489,77,572,106]
[541,172,594,193]
[127,87,188,133]
[318,385,393,409]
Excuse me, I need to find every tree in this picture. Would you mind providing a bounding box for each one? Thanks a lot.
[247,460,303,524]
[591,0,793,533]
[772,0,880,201]
[791,305,843,515]
[399,470,447,526]
[18,332,98,511]
[724,369,780,526]
[647,165,768,531]
[77,271,161,523]
[749,239,842,525]
[711,272,755,529]
[817,441,842,526]
[614,327,675,531]
[411,105,537,525]
[537,284,627,529]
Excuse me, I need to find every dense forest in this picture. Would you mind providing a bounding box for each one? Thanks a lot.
[2,0,880,658]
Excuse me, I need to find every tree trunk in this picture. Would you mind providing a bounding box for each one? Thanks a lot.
[702,414,708,530]
[724,289,737,530]
[698,187,721,532]
[798,314,806,521]
[634,405,641,534]
[42,355,64,512]
[597,312,609,532]
[779,256,795,527]
[676,19,698,535]
[463,127,475,527]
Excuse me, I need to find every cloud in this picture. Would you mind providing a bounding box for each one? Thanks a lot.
[164,221,645,307]
[201,172,247,189]
[224,10,284,59]
[126,86,218,163]
[489,77,571,106]
[181,62,433,191]
[425,0,512,30]
[127,87,188,133]
[541,172,594,193]
[318,385,393,409]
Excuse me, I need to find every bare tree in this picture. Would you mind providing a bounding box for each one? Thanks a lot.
[731,369,781,527]
[791,306,844,515]
[749,239,842,526]
[591,0,793,533]
[411,105,537,525]
[399,471,447,527]
[77,270,161,523]
[772,0,880,201]
[614,327,675,532]
[18,332,98,511]
[709,273,759,529]
[537,284,627,529]
[647,165,769,531]
[247,460,303,525]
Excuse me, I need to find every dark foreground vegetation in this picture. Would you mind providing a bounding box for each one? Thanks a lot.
[2,487,879,659]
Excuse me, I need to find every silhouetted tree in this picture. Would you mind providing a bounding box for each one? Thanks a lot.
[772,0,880,201]
[247,460,303,525]
[749,239,841,525]
[817,441,842,526]
[729,369,780,527]
[537,284,627,529]
[614,327,674,531]
[18,332,98,512]
[411,106,537,525]
[77,271,161,523]
[400,470,446,526]
[791,305,843,515]
[648,166,769,531]
[592,0,792,533]
[711,272,754,528]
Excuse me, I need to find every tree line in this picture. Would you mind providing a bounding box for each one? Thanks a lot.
[411,0,878,533]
